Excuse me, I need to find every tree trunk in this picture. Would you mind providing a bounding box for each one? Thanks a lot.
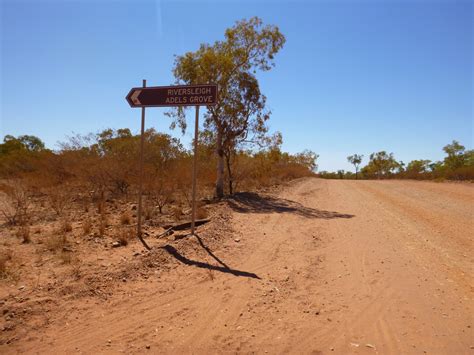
[225,151,233,195]
[355,168,358,180]
[215,128,225,198]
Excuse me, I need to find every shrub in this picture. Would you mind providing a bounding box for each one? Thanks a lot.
[445,166,474,180]
[82,218,92,235]
[0,180,30,225]
[145,176,174,214]
[47,187,71,216]
[59,251,73,264]
[120,211,132,225]
[171,206,183,221]
[0,250,13,279]
[46,226,68,251]
[196,206,208,220]
[16,225,31,244]
[97,199,105,215]
[97,201,108,237]
[144,203,155,221]
[60,218,73,233]
[116,227,134,246]
[98,218,108,237]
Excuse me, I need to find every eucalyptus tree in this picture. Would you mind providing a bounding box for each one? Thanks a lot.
[443,140,467,171]
[362,151,399,179]
[168,17,285,198]
[347,154,363,179]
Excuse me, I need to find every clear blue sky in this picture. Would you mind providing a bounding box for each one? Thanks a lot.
[1,0,472,171]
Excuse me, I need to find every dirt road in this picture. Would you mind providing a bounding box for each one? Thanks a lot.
[5,178,474,354]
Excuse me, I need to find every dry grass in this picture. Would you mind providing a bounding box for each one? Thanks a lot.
[98,218,108,237]
[203,256,215,281]
[46,231,67,252]
[0,250,19,281]
[0,180,30,226]
[196,207,208,220]
[97,213,110,238]
[82,218,92,235]
[116,227,134,246]
[0,250,13,279]
[45,224,76,262]
[206,266,215,281]
[97,200,105,215]
[47,188,70,216]
[144,203,155,221]
[16,225,31,244]
[60,218,73,233]
[119,211,132,225]
[82,199,90,213]
[171,206,183,221]
[97,202,109,237]
[58,251,74,264]
[70,263,82,280]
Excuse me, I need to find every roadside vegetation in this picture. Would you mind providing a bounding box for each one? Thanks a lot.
[0,127,316,265]
[0,127,316,346]
[319,140,474,181]
[0,130,316,208]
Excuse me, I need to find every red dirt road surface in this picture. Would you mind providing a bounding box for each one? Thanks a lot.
[3,178,473,354]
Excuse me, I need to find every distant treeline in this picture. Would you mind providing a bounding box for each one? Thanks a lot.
[0,130,317,200]
[319,141,474,181]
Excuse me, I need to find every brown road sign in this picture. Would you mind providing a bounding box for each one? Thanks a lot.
[126,84,218,108]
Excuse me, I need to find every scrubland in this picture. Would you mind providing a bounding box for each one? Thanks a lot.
[0,129,315,348]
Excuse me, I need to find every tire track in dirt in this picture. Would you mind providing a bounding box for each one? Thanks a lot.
[292,179,472,354]
[355,181,473,247]
[352,181,473,293]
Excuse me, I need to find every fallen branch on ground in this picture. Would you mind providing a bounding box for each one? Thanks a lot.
[156,219,211,239]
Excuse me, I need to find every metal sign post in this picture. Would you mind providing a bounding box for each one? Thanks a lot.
[126,83,217,248]
[191,106,199,235]
[137,79,151,250]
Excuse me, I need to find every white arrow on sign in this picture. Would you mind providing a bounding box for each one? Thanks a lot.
[131,90,142,105]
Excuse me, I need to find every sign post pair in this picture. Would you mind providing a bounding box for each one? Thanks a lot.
[126,83,218,249]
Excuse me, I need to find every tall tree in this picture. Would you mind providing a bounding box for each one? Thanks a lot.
[292,149,319,172]
[362,151,399,179]
[169,17,285,198]
[0,135,47,176]
[406,159,431,174]
[443,140,466,170]
[347,154,363,179]
[1,135,45,155]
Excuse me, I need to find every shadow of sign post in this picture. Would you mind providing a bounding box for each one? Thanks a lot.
[162,245,260,279]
